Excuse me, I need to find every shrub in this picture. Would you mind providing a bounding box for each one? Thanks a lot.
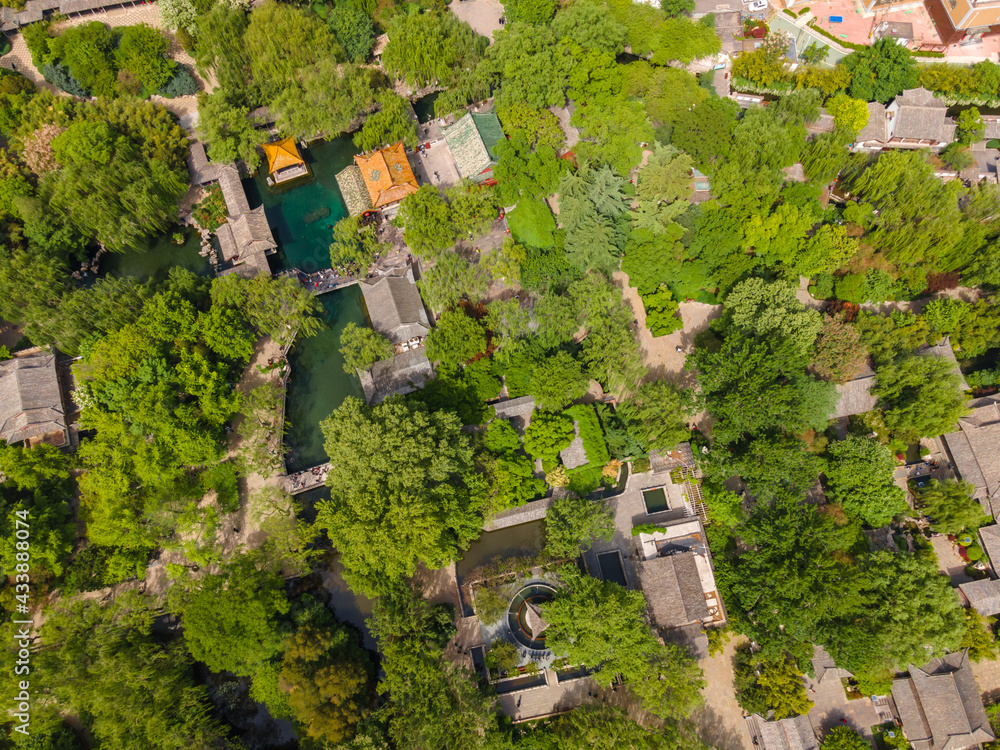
[524,411,575,460]
[488,640,521,675]
[565,404,610,467]
[507,196,557,249]
[201,461,240,513]
[474,585,508,625]
[158,64,199,98]
[193,183,228,231]
[42,62,90,97]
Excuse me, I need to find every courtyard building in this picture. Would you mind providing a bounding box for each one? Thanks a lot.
[443,108,504,183]
[358,264,433,404]
[0,349,69,448]
[937,393,1000,517]
[891,651,995,750]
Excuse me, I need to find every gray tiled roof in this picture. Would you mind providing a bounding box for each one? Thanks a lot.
[0,351,66,445]
[833,373,877,418]
[807,110,836,135]
[358,348,434,405]
[637,552,710,629]
[919,337,969,391]
[812,644,852,684]
[187,141,220,186]
[757,714,818,750]
[360,266,430,345]
[892,651,995,750]
[939,394,1000,515]
[890,88,954,145]
[979,524,1000,575]
[492,396,535,432]
[218,165,250,216]
[857,102,889,144]
[228,206,276,255]
[960,578,1000,617]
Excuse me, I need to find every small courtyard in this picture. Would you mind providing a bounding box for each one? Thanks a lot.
[787,0,1000,57]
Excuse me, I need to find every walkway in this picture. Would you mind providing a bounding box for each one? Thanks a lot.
[612,269,723,390]
[283,462,330,495]
[450,0,503,43]
[693,635,754,750]
[931,533,974,585]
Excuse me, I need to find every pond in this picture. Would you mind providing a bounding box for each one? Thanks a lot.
[412,92,441,124]
[456,519,546,580]
[284,284,367,473]
[245,135,359,274]
[99,225,209,281]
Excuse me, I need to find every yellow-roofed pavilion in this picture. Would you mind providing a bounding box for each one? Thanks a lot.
[262,137,309,184]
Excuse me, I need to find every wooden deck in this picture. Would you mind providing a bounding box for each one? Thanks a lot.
[283,462,330,495]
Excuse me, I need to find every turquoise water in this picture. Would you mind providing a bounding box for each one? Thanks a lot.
[100,226,209,281]
[284,284,367,472]
[245,136,359,274]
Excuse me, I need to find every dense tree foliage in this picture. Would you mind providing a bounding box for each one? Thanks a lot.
[544,495,615,559]
[30,594,230,749]
[317,397,485,595]
[824,436,908,527]
[543,566,705,718]
[918,479,990,534]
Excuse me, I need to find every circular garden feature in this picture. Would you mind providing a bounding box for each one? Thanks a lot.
[507,583,557,650]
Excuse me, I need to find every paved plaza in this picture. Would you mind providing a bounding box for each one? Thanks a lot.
[450,0,504,42]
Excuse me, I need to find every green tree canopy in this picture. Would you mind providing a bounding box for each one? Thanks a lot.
[32,594,229,749]
[873,354,969,442]
[842,38,918,104]
[616,380,691,452]
[544,495,615,559]
[825,435,909,527]
[524,411,576,460]
[424,310,488,367]
[530,350,590,411]
[317,397,485,595]
[821,727,871,750]
[339,321,393,374]
[918,479,990,534]
[542,566,705,719]
[397,185,457,259]
[170,554,291,676]
[279,624,373,745]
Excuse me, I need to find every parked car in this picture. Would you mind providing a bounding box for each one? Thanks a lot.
[747,0,768,11]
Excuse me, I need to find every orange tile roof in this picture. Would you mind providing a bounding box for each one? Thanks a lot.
[262,136,304,175]
[354,141,418,209]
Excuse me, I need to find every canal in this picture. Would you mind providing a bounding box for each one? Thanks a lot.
[283,284,367,473]
[455,520,547,580]
[99,225,209,280]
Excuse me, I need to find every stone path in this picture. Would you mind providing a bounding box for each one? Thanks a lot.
[804,670,882,743]
[930,533,974,585]
[973,656,1000,706]
[693,635,754,750]
[612,269,723,390]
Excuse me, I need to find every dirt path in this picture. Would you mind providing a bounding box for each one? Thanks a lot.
[613,269,722,387]
[694,634,753,750]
